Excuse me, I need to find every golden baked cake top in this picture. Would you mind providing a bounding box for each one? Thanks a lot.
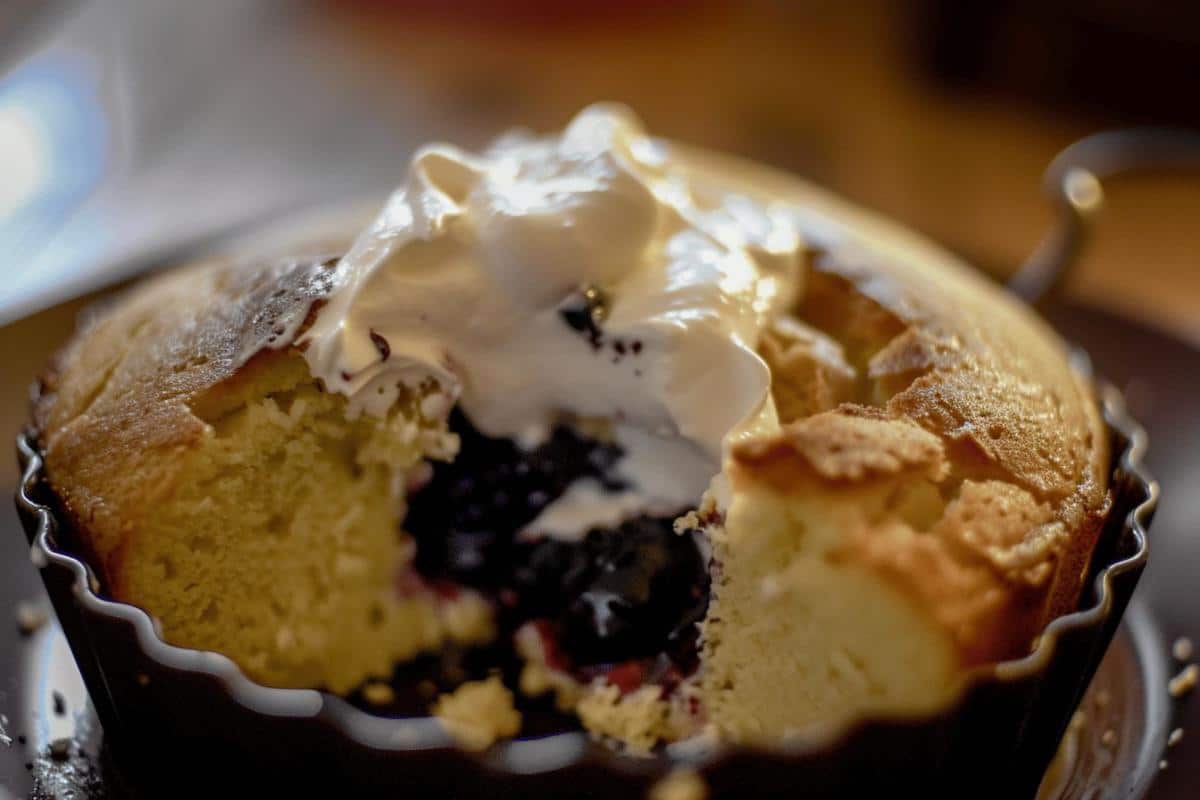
[33,105,1110,750]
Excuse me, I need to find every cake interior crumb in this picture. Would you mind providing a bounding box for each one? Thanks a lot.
[432,676,522,751]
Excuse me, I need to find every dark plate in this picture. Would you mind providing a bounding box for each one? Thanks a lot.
[0,595,1179,800]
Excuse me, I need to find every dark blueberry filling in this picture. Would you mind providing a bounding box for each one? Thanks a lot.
[557,286,646,363]
[402,409,710,680]
[511,519,708,670]
[406,409,624,586]
[347,643,580,734]
[559,304,604,350]
[558,286,607,349]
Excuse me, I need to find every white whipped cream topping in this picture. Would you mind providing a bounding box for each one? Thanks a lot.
[300,104,804,534]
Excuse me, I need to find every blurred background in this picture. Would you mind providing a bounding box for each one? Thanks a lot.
[2,0,1199,329]
[0,1,1198,795]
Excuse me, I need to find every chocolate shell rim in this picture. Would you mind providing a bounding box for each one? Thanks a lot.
[14,370,1155,781]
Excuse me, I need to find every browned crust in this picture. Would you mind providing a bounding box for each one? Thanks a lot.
[735,244,1110,667]
[35,169,1111,678]
[733,406,948,486]
[33,254,339,583]
[757,317,857,423]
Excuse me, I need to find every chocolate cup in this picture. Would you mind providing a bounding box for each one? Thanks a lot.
[14,377,1155,799]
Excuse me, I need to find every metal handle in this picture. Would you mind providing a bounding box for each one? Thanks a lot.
[1009,128,1200,307]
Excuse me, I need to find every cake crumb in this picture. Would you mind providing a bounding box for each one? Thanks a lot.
[577,684,676,756]
[675,494,720,533]
[439,591,495,643]
[649,769,708,800]
[673,511,702,535]
[1159,759,1169,771]
[15,602,47,637]
[1093,689,1110,709]
[1168,728,1184,747]
[1100,729,1116,748]
[515,623,582,711]
[433,676,521,751]
[1168,664,1198,698]
[48,738,71,761]
[1173,637,1194,662]
[362,682,395,706]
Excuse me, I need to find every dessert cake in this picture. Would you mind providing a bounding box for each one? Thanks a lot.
[32,105,1110,753]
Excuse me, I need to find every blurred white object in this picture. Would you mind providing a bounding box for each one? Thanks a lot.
[0,0,429,325]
